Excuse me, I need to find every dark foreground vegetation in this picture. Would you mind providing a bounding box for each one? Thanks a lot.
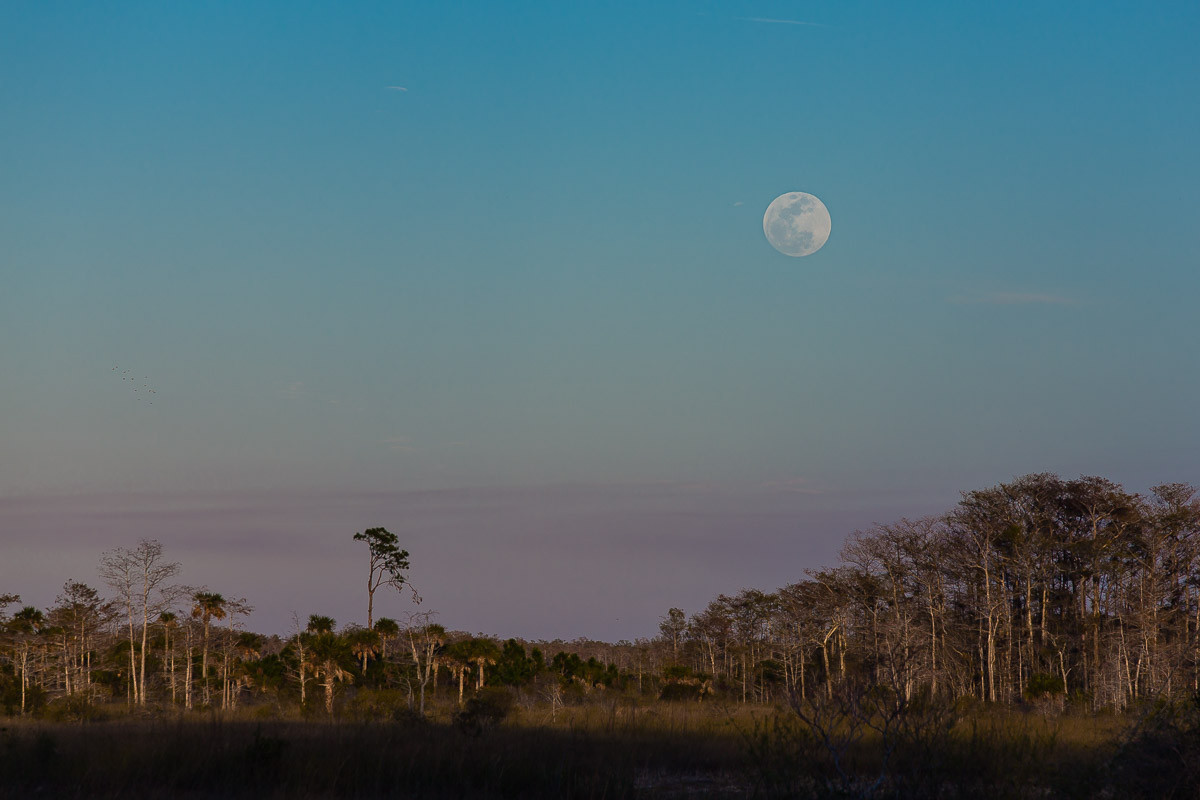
[2,696,1199,799]
[3,472,1200,796]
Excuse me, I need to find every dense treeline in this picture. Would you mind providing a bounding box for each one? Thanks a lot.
[2,473,1198,719]
[656,473,1200,710]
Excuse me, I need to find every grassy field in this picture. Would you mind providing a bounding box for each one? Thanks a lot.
[0,696,1189,799]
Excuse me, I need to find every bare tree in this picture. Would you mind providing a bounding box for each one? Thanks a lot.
[219,597,252,709]
[99,540,180,705]
[404,613,444,714]
[158,611,178,704]
[8,606,45,715]
[50,581,107,702]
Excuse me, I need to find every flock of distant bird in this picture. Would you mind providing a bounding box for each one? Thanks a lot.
[112,367,156,403]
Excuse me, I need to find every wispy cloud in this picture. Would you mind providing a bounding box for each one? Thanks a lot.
[383,436,416,452]
[280,381,306,399]
[732,200,745,207]
[949,292,1077,306]
[757,477,827,495]
[386,86,408,92]
[738,17,829,28]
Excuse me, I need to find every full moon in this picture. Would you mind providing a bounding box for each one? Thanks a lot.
[763,192,831,257]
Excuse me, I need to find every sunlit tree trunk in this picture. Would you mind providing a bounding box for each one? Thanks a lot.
[185,623,194,710]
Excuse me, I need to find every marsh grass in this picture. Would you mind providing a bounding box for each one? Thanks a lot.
[737,702,1130,800]
[0,701,747,800]
[0,700,1163,799]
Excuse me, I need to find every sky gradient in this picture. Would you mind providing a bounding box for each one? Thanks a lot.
[3,1,1198,639]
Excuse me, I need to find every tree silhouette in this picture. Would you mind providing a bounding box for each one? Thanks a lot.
[352,527,417,629]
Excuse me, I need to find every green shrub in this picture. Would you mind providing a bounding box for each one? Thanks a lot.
[662,664,693,681]
[659,682,703,702]
[344,688,410,722]
[455,687,514,736]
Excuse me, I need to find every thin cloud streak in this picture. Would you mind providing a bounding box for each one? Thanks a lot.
[738,17,829,28]
[757,477,827,495]
[948,292,1077,306]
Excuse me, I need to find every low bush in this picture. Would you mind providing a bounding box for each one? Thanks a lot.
[455,687,515,736]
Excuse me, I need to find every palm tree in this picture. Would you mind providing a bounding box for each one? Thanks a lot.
[303,617,354,715]
[465,638,501,690]
[229,632,264,706]
[441,640,472,707]
[345,626,381,674]
[191,591,226,704]
[373,617,400,659]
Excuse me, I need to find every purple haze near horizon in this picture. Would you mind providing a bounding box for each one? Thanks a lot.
[5,466,1188,641]
[5,481,956,641]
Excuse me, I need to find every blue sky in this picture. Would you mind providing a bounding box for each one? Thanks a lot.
[2,2,1198,638]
